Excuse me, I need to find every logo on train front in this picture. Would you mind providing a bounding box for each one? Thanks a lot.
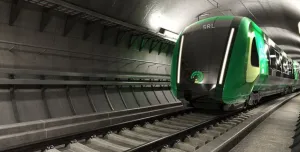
[190,71,204,84]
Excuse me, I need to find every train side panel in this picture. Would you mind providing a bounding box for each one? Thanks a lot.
[222,18,254,104]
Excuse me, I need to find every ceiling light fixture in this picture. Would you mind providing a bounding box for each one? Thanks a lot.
[159,28,179,41]
[298,22,300,34]
[200,13,210,17]
[196,13,210,21]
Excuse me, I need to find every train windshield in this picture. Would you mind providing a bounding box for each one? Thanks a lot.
[177,19,234,97]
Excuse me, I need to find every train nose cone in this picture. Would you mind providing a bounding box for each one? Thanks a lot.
[178,70,219,101]
[180,83,217,100]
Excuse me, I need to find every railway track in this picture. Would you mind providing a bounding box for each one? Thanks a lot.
[50,113,217,152]
[4,93,299,152]
[126,110,253,152]
[3,108,230,152]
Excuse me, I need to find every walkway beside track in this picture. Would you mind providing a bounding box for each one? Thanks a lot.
[230,95,300,152]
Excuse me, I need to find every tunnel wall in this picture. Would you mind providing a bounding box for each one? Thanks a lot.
[0,86,179,125]
[0,1,173,75]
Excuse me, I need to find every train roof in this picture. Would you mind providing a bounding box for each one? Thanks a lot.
[181,15,297,66]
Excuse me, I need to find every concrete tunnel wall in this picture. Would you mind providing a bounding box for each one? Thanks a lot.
[0,1,173,75]
[0,1,179,126]
[0,86,179,125]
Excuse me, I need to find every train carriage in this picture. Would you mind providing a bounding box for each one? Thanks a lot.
[171,16,300,111]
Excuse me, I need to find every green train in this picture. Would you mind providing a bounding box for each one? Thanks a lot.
[171,16,300,111]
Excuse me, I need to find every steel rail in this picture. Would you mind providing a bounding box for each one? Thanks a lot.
[125,110,243,152]
[1,108,194,152]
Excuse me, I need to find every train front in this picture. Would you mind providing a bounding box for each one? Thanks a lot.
[171,16,239,110]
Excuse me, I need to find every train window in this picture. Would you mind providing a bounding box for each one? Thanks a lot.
[251,38,259,67]
[290,62,294,78]
[269,47,277,69]
[290,62,295,79]
[284,58,291,78]
[291,66,294,79]
[290,71,292,78]
[287,61,291,75]
[275,52,281,71]
[265,43,272,75]
[289,61,292,73]
[282,57,288,74]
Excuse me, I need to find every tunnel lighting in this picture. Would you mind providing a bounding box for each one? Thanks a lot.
[196,13,210,19]
[159,28,179,40]
[177,36,185,84]
[268,38,276,47]
[149,12,177,33]
[164,30,179,40]
[270,55,276,58]
[149,12,162,29]
[219,28,235,85]
[200,13,210,17]
[298,22,300,34]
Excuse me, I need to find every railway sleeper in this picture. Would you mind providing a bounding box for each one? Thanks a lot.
[215,122,234,130]
[61,142,98,152]
[194,132,214,142]
[160,147,186,152]
[163,119,194,127]
[202,128,222,138]
[222,120,239,126]
[119,129,158,142]
[184,114,213,119]
[184,136,206,147]
[177,115,204,122]
[144,123,179,133]
[209,125,228,133]
[105,133,145,147]
[154,121,187,130]
[173,141,196,152]
[46,149,61,152]
[171,117,200,124]
[133,126,169,137]
[87,138,129,152]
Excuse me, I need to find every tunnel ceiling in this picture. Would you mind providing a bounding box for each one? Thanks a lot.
[63,0,300,60]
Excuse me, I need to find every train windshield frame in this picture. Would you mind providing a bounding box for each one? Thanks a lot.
[178,22,235,85]
[176,19,236,98]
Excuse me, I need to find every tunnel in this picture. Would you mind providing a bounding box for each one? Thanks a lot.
[0,0,299,152]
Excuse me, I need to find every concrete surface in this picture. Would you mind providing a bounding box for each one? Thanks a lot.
[229,95,300,152]
[0,1,172,75]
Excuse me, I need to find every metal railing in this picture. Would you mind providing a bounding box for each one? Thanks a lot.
[0,40,171,66]
[23,0,176,43]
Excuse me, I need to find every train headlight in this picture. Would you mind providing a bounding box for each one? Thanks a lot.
[219,28,235,85]
[177,36,185,84]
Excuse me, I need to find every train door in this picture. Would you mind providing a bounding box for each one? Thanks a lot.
[246,25,260,83]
